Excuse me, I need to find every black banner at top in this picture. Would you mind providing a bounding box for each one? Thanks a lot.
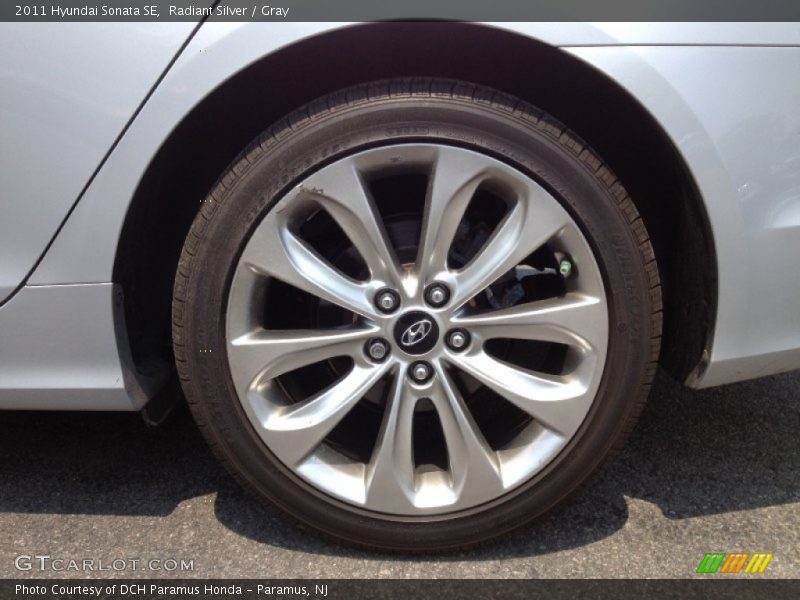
[3,0,800,22]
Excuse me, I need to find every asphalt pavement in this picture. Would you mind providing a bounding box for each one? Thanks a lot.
[1,370,798,579]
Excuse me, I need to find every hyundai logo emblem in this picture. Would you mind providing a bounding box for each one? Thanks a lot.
[400,319,433,347]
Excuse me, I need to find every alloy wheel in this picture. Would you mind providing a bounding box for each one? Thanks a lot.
[225,143,608,516]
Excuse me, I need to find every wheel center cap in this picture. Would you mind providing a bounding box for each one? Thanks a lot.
[393,311,439,355]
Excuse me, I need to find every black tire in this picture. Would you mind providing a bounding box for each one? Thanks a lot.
[172,78,662,551]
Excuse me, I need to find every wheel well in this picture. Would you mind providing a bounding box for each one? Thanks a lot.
[114,22,716,395]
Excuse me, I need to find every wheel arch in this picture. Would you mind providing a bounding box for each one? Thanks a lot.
[113,21,716,398]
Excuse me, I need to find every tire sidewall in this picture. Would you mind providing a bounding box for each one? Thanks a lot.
[178,93,655,550]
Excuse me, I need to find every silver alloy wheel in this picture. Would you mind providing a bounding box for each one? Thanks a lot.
[225,144,608,516]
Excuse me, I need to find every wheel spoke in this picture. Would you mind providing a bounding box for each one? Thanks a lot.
[240,226,376,318]
[431,364,504,502]
[302,157,404,288]
[450,196,571,308]
[365,371,418,511]
[228,327,378,391]
[416,147,494,278]
[447,351,595,436]
[453,293,607,351]
[260,361,391,466]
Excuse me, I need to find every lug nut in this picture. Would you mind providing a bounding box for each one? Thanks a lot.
[424,283,450,308]
[375,288,400,313]
[446,329,470,351]
[366,338,390,362]
[409,361,433,384]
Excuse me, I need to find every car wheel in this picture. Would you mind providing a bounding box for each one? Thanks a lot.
[172,78,661,551]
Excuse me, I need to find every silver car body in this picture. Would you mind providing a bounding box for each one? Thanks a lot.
[1,22,799,410]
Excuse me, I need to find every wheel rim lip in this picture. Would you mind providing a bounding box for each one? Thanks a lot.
[225,142,609,517]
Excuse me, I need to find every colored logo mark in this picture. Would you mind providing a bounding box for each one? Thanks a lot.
[696,552,773,574]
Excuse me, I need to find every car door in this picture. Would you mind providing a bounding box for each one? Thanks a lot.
[0,22,199,304]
